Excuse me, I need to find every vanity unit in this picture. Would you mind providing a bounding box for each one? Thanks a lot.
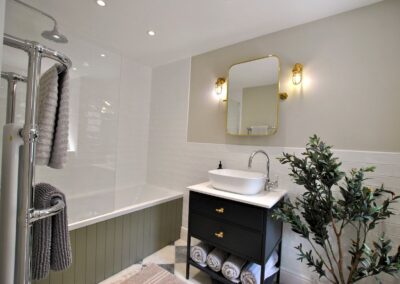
[186,182,287,284]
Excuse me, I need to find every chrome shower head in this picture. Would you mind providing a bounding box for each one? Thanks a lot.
[41,25,68,44]
[15,0,68,44]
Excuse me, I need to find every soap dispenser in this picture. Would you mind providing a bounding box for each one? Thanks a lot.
[217,161,223,169]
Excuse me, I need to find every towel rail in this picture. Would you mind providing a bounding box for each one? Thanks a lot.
[29,199,65,224]
[3,33,72,68]
[1,33,72,284]
[1,71,27,123]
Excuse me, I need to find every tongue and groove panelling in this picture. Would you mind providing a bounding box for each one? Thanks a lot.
[33,198,183,284]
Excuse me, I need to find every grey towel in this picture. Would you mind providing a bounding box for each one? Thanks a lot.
[36,65,69,169]
[36,66,58,166]
[190,242,213,267]
[31,183,72,280]
[206,248,228,272]
[240,251,279,284]
[221,255,246,283]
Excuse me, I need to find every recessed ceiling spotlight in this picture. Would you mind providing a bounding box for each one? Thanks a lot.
[96,0,106,7]
[147,30,156,36]
[100,53,106,57]
[72,67,77,71]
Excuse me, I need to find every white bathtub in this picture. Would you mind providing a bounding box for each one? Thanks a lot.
[67,184,183,231]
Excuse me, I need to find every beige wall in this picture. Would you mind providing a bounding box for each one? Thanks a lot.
[240,84,278,134]
[187,0,400,152]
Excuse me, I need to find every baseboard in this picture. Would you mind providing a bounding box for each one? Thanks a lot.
[280,267,313,284]
[179,226,313,283]
[180,226,188,240]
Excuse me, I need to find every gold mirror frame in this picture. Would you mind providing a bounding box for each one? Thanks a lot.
[226,54,282,136]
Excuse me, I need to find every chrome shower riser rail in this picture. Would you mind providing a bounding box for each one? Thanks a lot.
[2,33,71,284]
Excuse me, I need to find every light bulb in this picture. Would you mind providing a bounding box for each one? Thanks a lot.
[292,73,302,85]
[292,63,303,85]
[96,0,106,7]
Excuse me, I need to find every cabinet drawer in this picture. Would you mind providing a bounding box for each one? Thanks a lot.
[190,213,262,261]
[190,191,263,231]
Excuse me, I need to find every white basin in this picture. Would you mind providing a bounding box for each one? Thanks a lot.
[208,169,266,195]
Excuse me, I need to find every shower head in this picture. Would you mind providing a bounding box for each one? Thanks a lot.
[15,0,68,44]
[41,25,68,44]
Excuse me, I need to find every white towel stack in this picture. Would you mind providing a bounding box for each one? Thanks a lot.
[206,248,229,272]
[190,242,212,267]
[221,255,246,283]
[240,251,279,284]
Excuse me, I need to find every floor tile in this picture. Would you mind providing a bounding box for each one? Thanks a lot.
[143,244,176,264]
[175,263,212,284]
[175,246,187,263]
[158,263,175,274]
[102,239,212,284]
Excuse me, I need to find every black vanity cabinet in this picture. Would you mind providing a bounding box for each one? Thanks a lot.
[186,190,284,284]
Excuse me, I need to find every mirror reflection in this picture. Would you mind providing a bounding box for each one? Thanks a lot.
[227,56,280,136]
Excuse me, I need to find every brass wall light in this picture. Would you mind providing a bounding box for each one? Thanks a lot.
[215,78,227,101]
[292,63,303,85]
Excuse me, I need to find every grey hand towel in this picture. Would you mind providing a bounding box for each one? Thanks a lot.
[190,242,213,267]
[36,64,69,169]
[206,248,228,272]
[36,66,59,166]
[31,183,72,280]
[49,65,69,169]
[221,255,246,283]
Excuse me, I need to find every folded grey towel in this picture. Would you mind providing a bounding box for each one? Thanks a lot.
[221,255,246,283]
[206,248,228,272]
[190,242,213,267]
[49,65,69,169]
[31,183,72,280]
[36,64,69,169]
[36,66,58,166]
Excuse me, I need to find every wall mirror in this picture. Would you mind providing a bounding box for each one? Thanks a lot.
[227,55,280,136]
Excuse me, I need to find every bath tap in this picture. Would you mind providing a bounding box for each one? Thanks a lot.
[248,150,276,191]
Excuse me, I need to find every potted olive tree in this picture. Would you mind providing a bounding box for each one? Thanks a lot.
[273,135,400,284]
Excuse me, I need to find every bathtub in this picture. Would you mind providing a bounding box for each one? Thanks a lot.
[34,184,184,284]
[68,184,183,230]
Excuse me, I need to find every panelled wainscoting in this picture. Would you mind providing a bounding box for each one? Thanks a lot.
[33,198,183,284]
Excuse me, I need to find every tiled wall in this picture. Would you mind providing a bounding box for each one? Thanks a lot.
[147,58,400,284]
[2,1,152,223]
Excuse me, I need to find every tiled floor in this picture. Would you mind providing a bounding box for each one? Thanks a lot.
[101,239,211,284]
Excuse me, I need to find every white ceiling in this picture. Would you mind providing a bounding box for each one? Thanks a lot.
[5,0,382,67]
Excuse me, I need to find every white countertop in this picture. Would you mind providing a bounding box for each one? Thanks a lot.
[187,182,287,209]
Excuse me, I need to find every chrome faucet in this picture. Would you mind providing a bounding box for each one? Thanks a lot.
[248,150,276,191]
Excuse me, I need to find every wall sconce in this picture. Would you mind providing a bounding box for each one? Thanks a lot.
[292,63,303,85]
[215,78,227,101]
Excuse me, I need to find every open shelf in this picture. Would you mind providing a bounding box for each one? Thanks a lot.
[188,259,278,284]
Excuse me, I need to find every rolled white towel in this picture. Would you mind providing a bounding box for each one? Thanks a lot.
[240,251,279,284]
[221,255,246,283]
[190,242,212,267]
[206,248,229,272]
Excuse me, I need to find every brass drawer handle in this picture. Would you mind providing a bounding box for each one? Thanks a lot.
[214,231,224,239]
[215,207,224,214]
